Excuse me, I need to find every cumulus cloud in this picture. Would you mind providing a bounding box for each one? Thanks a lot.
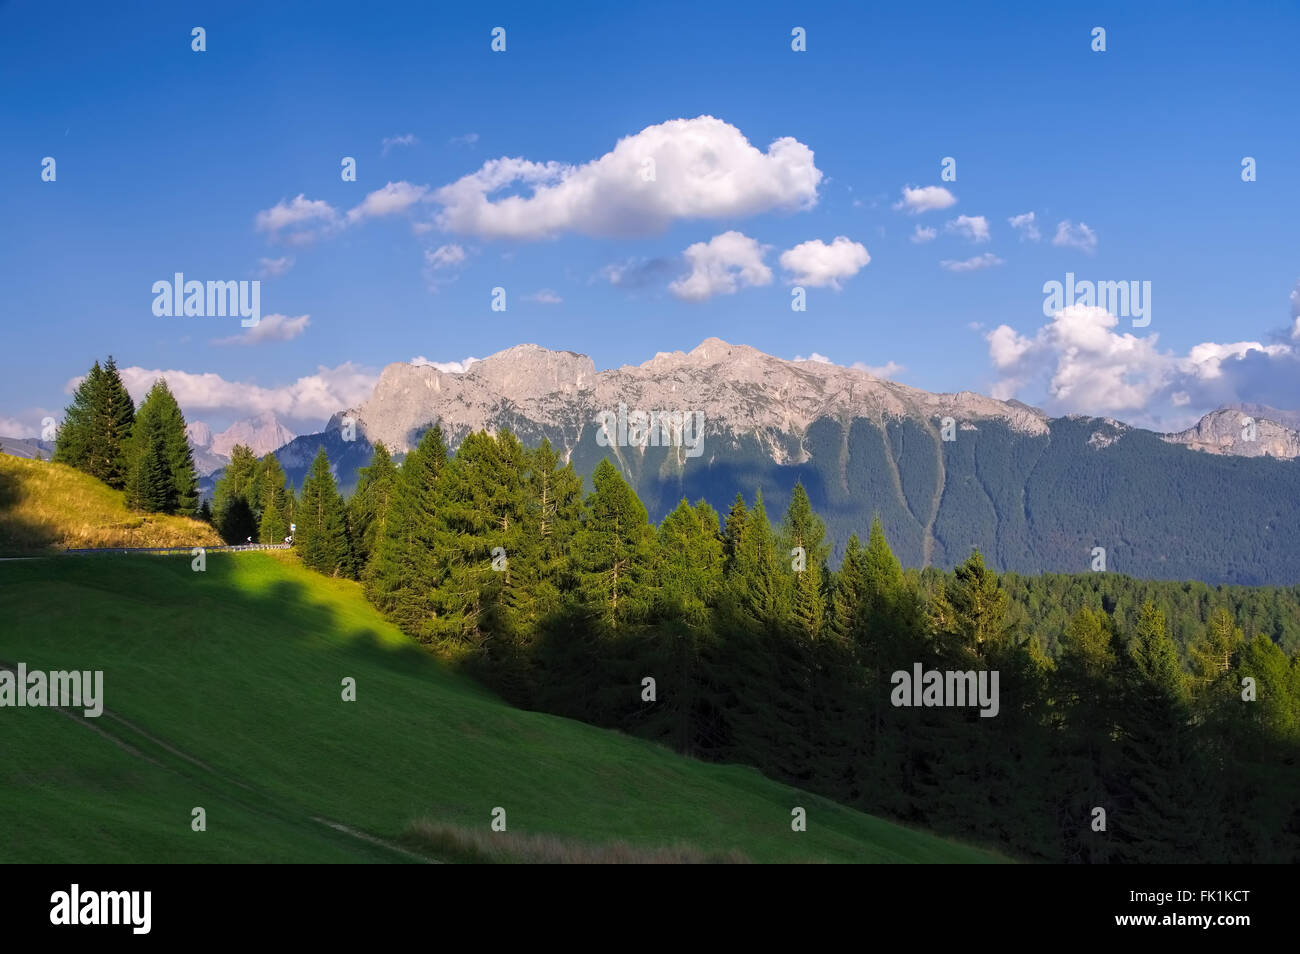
[1052,219,1098,253]
[410,355,480,373]
[432,115,823,240]
[945,214,990,243]
[346,181,431,224]
[211,313,310,347]
[90,363,379,428]
[381,133,418,155]
[910,224,937,244]
[1008,212,1040,241]
[257,256,295,278]
[779,236,870,289]
[940,253,1003,272]
[524,289,563,304]
[893,185,957,214]
[254,194,342,244]
[669,231,773,301]
[986,303,1300,428]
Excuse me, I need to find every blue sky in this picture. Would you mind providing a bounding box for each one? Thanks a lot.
[3,0,1298,436]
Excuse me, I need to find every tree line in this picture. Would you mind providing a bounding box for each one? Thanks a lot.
[284,426,1300,863]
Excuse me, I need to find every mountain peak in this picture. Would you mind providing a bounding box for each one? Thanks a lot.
[351,338,1050,454]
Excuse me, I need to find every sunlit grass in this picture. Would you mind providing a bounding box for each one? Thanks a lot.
[0,455,221,554]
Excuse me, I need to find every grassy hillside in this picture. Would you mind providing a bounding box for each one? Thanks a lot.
[0,552,1001,863]
[0,454,221,555]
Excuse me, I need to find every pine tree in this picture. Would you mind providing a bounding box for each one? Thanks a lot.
[431,430,529,651]
[212,445,258,542]
[366,426,448,639]
[780,482,828,639]
[1114,602,1203,862]
[572,458,652,631]
[297,447,348,575]
[521,439,583,621]
[54,360,103,473]
[937,549,1012,664]
[253,454,290,543]
[124,379,196,515]
[134,428,174,513]
[94,357,136,489]
[348,442,398,571]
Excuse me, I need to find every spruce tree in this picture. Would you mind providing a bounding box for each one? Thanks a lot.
[522,439,583,621]
[94,356,136,489]
[348,442,398,571]
[366,426,448,639]
[780,482,828,639]
[212,445,258,542]
[125,379,196,515]
[572,458,652,631]
[297,447,348,575]
[54,360,103,473]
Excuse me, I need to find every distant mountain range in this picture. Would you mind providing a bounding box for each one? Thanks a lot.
[216,339,1299,586]
[187,412,297,476]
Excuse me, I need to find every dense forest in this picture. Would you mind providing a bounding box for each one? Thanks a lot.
[266,410,1300,586]
[209,426,1300,863]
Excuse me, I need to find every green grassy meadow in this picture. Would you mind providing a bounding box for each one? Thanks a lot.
[0,553,1002,863]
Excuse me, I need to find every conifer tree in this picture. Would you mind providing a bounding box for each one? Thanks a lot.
[780,483,828,639]
[253,454,290,543]
[124,379,196,515]
[348,442,398,571]
[432,430,529,651]
[521,440,583,621]
[91,356,135,488]
[212,445,258,542]
[366,426,448,639]
[54,360,104,473]
[572,458,653,631]
[297,447,348,575]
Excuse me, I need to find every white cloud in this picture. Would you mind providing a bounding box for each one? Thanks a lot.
[779,236,870,289]
[410,356,480,374]
[432,115,823,240]
[524,289,563,304]
[910,224,937,244]
[450,133,479,146]
[212,313,311,347]
[986,303,1300,427]
[0,416,39,438]
[855,361,903,378]
[254,195,342,244]
[669,231,772,301]
[792,353,903,378]
[346,181,430,224]
[94,363,379,426]
[381,133,418,155]
[1052,219,1098,253]
[893,185,957,214]
[940,253,1003,272]
[1008,212,1040,242]
[425,244,467,269]
[257,256,295,278]
[945,214,990,243]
